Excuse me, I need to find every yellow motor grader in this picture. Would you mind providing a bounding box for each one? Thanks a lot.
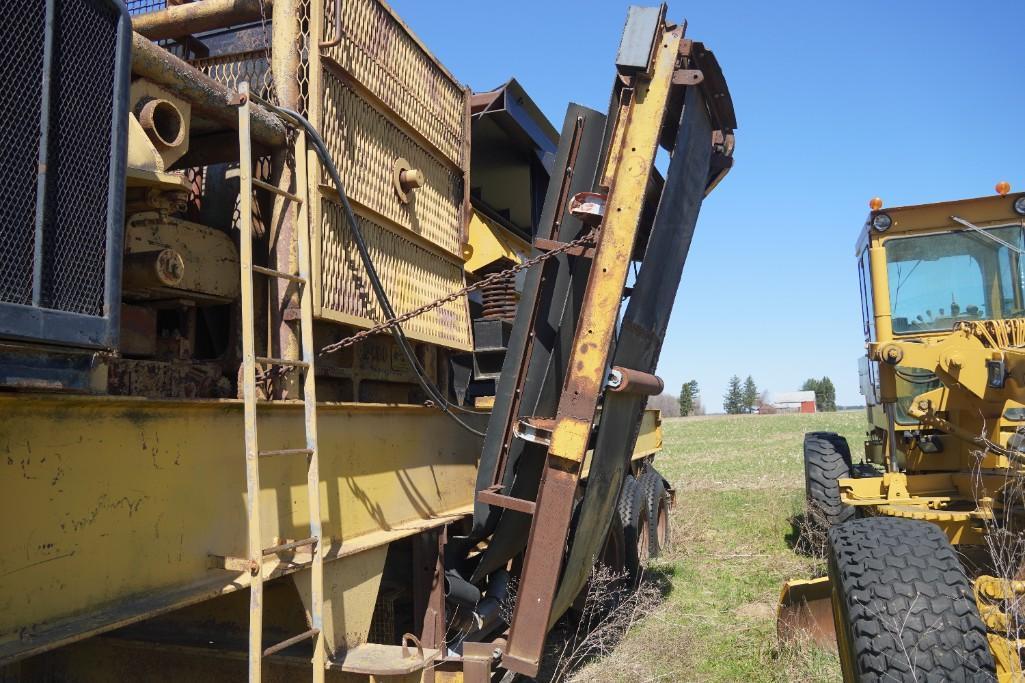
[781,188,1025,682]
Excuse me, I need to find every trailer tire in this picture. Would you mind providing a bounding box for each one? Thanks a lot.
[827,517,995,682]
[804,431,854,530]
[638,468,671,558]
[618,475,649,585]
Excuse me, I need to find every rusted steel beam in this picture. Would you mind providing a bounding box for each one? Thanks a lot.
[413,529,445,683]
[131,32,286,148]
[267,0,302,397]
[133,0,273,41]
[502,19,684,677]
[500,467,576,671]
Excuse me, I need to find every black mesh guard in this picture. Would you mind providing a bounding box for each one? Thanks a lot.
[41,0,119,316]
[0,0,130,348]
[0,3,45,307]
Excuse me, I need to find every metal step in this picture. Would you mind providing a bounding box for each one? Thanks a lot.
[255,356,310,369]
[263,628,320,658]
[263,537,318,556]
[258,448,314,459]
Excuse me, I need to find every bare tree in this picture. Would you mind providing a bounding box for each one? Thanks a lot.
[646,392,680,418]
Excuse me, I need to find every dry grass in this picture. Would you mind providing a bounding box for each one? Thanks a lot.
[565,410,865,682]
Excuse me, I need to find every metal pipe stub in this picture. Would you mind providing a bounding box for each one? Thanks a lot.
[131,32,287,149]
[137,97,186,149]
[605,366,664,395]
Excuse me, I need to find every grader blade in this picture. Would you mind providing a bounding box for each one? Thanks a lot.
[777,576,837,649]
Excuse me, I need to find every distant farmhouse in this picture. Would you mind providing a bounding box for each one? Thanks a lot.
[764,391,816,414]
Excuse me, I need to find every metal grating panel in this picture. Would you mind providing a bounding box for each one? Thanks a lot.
[42,0,119,316]
[0,0,127,350]
[297,0,311,114]
[321,70,463,257]
[321,0,466,166]
[0,3,45,306]
[192,50,274,102]
[126,0,164,15]
[320,199,471,350]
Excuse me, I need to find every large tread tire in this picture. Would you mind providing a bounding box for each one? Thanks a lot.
[827,518,995,682]
[638,468,670,558]
[804,431,854,529]
[618,475,648,586]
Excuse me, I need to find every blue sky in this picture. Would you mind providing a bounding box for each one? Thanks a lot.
[390,0,1025,409]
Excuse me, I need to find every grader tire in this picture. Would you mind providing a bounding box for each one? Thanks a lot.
[827,518,995,682]
[638,468,671,558]
[618,475,649,585]
[804,431,854,530]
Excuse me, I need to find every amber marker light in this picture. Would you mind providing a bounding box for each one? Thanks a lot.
[869,197,883,211]
[996,181,1011,196]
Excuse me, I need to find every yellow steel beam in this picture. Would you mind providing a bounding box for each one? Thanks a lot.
[547,30,681,468]
[0,395,481,664]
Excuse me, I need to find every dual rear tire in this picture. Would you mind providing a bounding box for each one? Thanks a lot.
[618,467,671,584]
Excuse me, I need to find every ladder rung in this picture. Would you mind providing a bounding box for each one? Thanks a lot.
[256,356,310,369]
[263,536,318,556]
[259,447,314,459]
[251,265,307,284]
[263,628,320,658]
[224,168,303,203]
[253,177,304,204]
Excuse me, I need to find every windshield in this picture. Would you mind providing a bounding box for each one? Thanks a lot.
[885,224,1025,334]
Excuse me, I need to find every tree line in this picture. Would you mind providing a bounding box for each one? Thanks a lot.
[722,375,759,414]
[648,375,838,417]
[801,377,837,412]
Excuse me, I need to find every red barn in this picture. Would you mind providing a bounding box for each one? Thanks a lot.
[769,391,817,414]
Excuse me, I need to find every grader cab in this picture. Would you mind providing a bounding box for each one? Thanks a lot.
[0,1,734,681]
[780,190,1025,681]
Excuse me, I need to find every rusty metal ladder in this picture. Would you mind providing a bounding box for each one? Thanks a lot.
[235,81,326,683]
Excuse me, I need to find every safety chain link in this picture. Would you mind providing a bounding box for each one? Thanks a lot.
[316,228,598,357]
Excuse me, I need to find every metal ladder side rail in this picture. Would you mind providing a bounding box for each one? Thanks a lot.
[236,80,326,683]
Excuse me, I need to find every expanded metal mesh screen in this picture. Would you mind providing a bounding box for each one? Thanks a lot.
[321,0,466,166]
[126,0,164,15]
[193,49,274,101]
[0,0,127,347]
[42,0,119,315]
[320,199,472,351]
[0,3,46,306]
[321,70,464,257]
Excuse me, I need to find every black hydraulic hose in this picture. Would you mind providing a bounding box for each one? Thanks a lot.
[268,102,485,437]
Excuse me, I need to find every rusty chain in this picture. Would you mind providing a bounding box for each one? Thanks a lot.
[315,228,597,358]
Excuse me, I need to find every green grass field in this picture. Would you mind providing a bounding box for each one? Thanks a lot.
[572,410,866,682]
